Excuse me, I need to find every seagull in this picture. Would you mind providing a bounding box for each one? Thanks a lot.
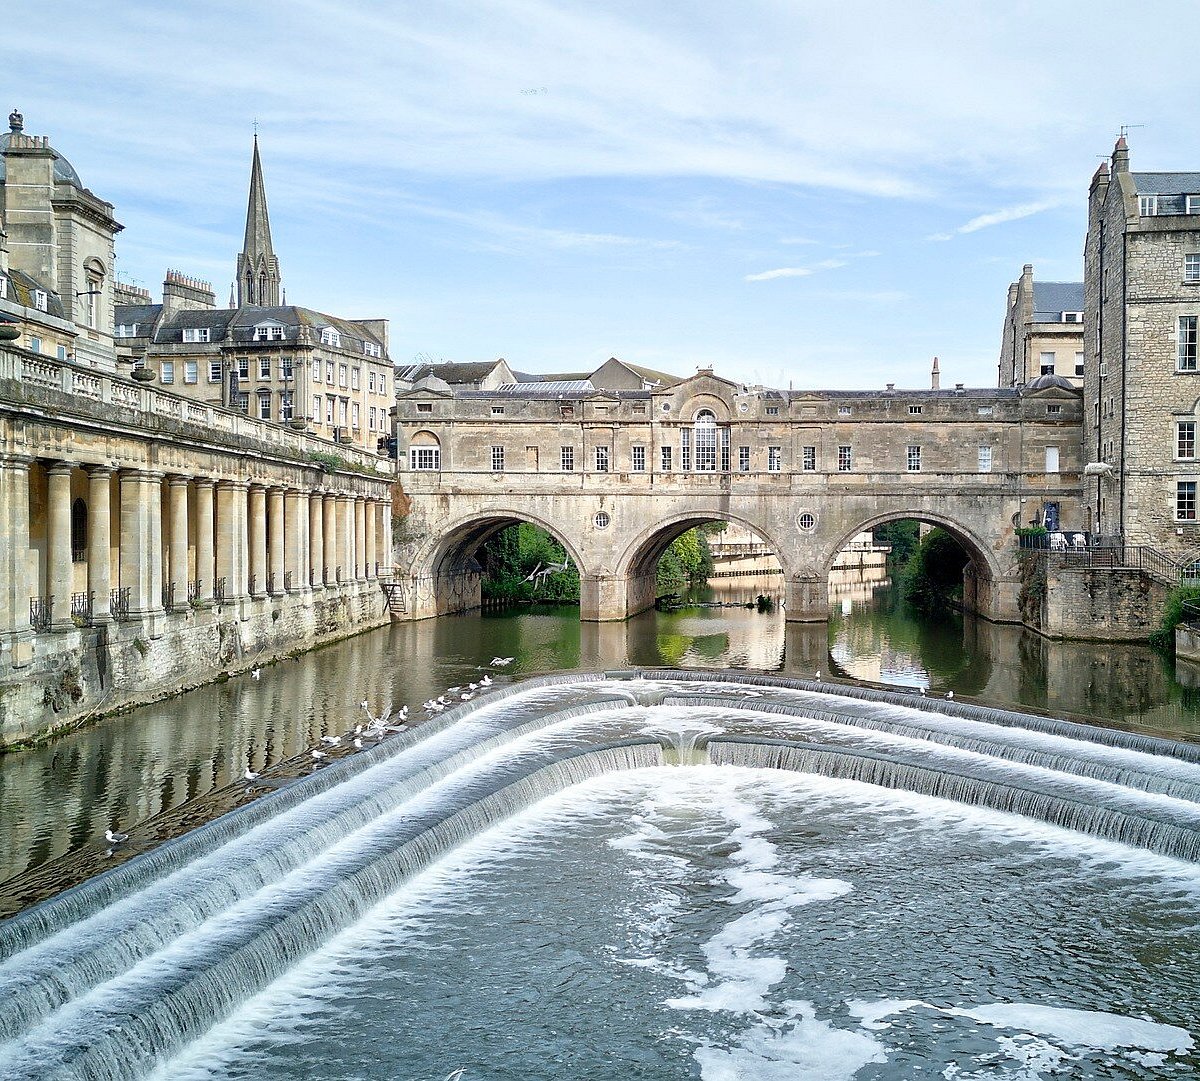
[311,749,328,761]
[919,687,927,697]
[460,692,474,701]
[946,691,955,700]
[243,768,261,781]
[479,675,493,687]
[445,686,462,695]
[353,737,364,750]
[522,561,543,584]
[250,666,261,680]
[105,828,129,845]
[491,657,514,667]
[397,706,409,721]
[814,670,821,681]
[320,735,342,746]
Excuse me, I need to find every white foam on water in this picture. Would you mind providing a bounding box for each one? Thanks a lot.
[949,1002,1194,1053]
[847,997,927,1030]
[694,1000,888,1081]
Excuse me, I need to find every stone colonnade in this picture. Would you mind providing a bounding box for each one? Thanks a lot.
[0,453,394,648]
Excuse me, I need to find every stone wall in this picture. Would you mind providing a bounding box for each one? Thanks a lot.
[0,582,388,747]
[1038,563,1169,641]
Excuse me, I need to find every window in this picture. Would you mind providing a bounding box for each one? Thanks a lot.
[236,356,249,379]
[1045,446,1060,473]
[661,446,673,471]
[114,324,138,338]
[326,361,335,383]
[184,360,198,384]
[369,406,376,430]
[1178,481,1198,521]
[694,410,717,471]
[632,445,646,472]
[378,375,387,396]
[320,327,341,347]
[209,361,222,382]
[491,446,505,471]
[978,445,993,473]
[561,446,575,472]
[738,446,751,471]
[410,446,440,470]
[908,404,923,415]
[257,389,271,420]
[259,356,271,379]
[352,368,360,390]
[56,345,67,361]
[720,428,730,472]
[28,336,42,353]
[0,276,6,299]
[339,399,348,426]
[768,446,782,472]
[1061,312,1083,324]
[1188,196,1200,215]
[594,511,611,530]
[1047,404,1061,415]
[368,371,377,393]
[1039,352,1055,375]
[1179,421,1197,459]
[491,405,505,416]
[182,327,211,343]
[33,289,48,312]
[907,445,922,472]
[352,402,360,428]
[838,445,852,472]
[838,406,852,416]
[1139,194,1159,216]
[312,359,322,383]
[253,325,285,342]
[803,446,816,471]
[1187,255,1200,283]
[766,406,780,416]
[595,446,610,472]
[363,341,382,358]
[313,395,322,421]
[280,357,293,380]
[339,364,348,388]
[417,402,433,413]
[233,392,249,413]
[326,398,334,424]
[681,428,692,471]
[1075,352,1085,377]
[978,406,993,416]
[161,360,175,384]
[1180,316,1198,371]
[797,512,816,532]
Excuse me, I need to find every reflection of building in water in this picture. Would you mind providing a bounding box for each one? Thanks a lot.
[709,526,888,577]
[831,531,889,570]
[828,570,891,608]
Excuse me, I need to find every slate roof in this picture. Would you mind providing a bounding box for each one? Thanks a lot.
[1132,172,1200,195]
[1,268,67,318]
[114,303,163,330]
[1032,282,1085,321]
[403,361,504,384]
[150,305,386,353]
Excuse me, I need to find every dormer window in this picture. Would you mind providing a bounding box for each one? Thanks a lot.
[1061,311,1083,324]
[33,290,48,312]
[182,327,211,343]
[253,323,286,342]
[320,327,341,347]
[1139,195,1159,216]
[363,341,381,358]
[1188,196,1200,215]
[114,324,139,338]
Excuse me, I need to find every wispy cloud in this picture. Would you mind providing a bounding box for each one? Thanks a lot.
[744,267,814,282]
[929,200,1060,241]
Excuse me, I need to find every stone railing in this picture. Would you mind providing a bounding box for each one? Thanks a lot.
[0,346,392,477]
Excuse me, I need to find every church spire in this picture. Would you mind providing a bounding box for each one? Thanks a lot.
[236,135,281,307]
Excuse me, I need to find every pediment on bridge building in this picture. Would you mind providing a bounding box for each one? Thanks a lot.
[655,370,743,399]
[396,382,453,400]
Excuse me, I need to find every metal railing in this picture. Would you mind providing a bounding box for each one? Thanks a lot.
[188,579,201,604]
[284,571,293,593]
[110,586,131,622]
[162,583,175,611]
[214,577,226,605]
[71,546,86,564]
[248,573,256,596]
[1022,537,1188,588]
[71,591,93,627]
[30,596,53,632]
[1182,600,1200,629]
[267,571,276,595]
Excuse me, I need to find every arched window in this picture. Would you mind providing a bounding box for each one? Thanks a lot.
[694,409,717,471]
[71,497,87,562]
[408,431,441,471]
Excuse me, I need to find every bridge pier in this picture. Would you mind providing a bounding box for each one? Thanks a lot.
[784,577,830,622]
[580,573,657,621]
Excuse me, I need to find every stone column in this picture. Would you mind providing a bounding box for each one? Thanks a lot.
[167,475,189,611]
[86,466,112,624]
[194,479,215,605]
[354,497,367,580]
[323,492,338,584]
[339,493,355,585]
[380,500,393,576]
[120,470,165,619]
[46,462,75,631]
[216,480,249,602]
[268,487,285,594]
[309,491,325,588]
[248,484,267,597]
[285,489,307,593]
[0,455,33,650]
[364,499,377,578]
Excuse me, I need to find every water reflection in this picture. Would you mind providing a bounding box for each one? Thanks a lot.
[2,571,1200,892]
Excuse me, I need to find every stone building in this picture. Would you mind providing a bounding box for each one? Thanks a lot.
[0,110,120,372]
[1085,137,1200,547]
[998,264,1084,388]
[121,139,394,454]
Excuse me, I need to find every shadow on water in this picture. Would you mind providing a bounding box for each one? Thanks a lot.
[2,570,1200,894]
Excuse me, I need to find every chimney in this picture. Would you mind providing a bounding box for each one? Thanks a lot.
[1112,134,1129,174]
[931,356,941,391]
[885,382,895,392]
[162,269,216,316]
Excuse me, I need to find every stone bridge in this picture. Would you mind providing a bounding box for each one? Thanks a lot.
[393,371,1085,623]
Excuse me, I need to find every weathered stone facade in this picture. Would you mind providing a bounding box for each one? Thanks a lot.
[998,264,1084,388]
[394,369,1084,623]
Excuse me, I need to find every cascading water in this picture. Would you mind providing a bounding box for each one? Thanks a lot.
[0,672,1197,1080]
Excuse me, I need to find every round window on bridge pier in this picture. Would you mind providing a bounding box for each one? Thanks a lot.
[594,511,611,529]
[797,512,818,533]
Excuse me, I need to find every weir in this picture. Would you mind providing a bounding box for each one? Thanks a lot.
[0,671,1197,1080]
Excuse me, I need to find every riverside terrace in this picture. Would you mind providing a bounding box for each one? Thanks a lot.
[0,342,396,745]
[392,367,1085,623]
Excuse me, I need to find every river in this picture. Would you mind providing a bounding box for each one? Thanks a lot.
[1,571,1198,906]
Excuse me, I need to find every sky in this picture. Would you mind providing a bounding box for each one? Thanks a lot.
[8,0,1200,389]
